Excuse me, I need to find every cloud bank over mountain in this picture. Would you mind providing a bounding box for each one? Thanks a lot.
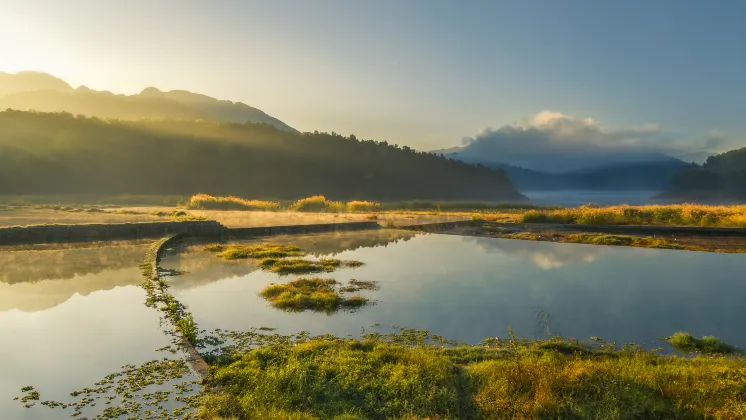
[451,111,740,172]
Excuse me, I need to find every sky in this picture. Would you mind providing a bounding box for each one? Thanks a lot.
[1,0,745,155]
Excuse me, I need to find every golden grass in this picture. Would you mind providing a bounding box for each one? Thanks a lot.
[522,204,746,227]
[188,194,281,211]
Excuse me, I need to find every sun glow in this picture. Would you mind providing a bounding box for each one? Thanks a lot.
[0,15,75,77]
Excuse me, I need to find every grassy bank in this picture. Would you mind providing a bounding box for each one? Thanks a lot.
[198,329,746,420]
[187,194,539,214]
[521,204,746,227]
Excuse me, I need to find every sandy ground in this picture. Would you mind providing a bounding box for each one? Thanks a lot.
[0,206,475,228]
[0,208,163,227]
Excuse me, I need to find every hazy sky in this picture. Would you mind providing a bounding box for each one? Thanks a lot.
[1,0,745,152]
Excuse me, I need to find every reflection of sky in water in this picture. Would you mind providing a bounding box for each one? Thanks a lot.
[0,243,174,420]
[165,231,746,351]
[3,230,744,418]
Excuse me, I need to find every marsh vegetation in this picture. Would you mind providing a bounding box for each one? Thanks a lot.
[521,204,746,227]
[259,277,372,313]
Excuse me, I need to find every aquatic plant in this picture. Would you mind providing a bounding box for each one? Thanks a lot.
[258,257,346,275]
[206,243,306,260]
[338,279,379,292]
[259,277,370,313]
[666,332,744,355]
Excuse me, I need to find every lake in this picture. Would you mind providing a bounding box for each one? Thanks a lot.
[4,229,745,418]
[162,229,746,350]
[0,241,189,420]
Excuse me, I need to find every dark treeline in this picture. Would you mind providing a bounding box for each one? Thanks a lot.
[668,149,746,198]
[0,110,523,201]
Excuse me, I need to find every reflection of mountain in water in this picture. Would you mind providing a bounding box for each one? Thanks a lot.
[468,237,611,270]
[1,231,417,312]
[0,241,150,312]
[165,229,419,290]
[0,241,149,284]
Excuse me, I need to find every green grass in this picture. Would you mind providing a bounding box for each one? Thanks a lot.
[259,278,370,313]
[200,332,746,420]
[205,243,306,260]
[258,257,360,275]
[666,332,744,355]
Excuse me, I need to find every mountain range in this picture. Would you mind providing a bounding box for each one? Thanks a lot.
[0,71,295,131]
[432,146,692,191]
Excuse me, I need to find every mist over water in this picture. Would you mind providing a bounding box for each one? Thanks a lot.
[523,190,670,207]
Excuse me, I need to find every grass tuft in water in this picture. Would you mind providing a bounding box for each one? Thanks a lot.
[258,257,363,275]
[259,277,370,313]
[205,243,306,260]
[666,332,743,355]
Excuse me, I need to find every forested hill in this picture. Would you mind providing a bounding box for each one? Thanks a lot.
[0,71,295,131]
[666,148,746,199]
[0,111,524,201]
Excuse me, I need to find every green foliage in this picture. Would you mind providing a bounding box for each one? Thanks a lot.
[0,111,522,201]
[259,278,371,313]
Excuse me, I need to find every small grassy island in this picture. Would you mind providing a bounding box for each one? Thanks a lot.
[259,277,373,313]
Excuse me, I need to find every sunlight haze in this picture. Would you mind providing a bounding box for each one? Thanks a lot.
[2,0,745,152]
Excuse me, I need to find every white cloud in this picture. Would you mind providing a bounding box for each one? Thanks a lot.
[457,111,740,172]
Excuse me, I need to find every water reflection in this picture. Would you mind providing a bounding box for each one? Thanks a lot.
[469,236,607,270]
[166,231,746,351]
[0,241,149,312]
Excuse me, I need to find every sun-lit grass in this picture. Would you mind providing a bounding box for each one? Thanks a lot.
[259,277,370,313]
[188,194,281,211]
[521,203,746,227]
[346,200,382,212]
[204,243,306,260]
[258,257,363,275]
[200,331,746,419]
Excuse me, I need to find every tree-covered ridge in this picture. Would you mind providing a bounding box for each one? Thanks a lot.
[667,148,746,198]
[0,110,523,201]
[0,71,294,131]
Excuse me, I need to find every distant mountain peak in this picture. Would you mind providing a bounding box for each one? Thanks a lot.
[139,86,163,96]
[0,71,295,131]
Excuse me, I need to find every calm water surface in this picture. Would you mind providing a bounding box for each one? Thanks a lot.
[0,241,177,420]
[162,230,746,349]
[4,230,745,419]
